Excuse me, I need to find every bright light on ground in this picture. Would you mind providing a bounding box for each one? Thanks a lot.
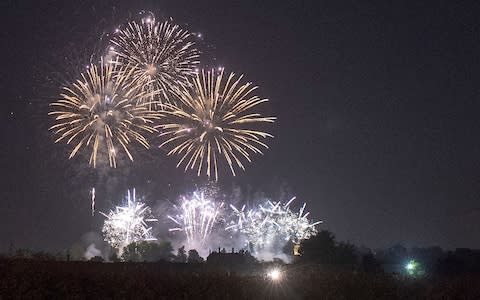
[268,268,282,281]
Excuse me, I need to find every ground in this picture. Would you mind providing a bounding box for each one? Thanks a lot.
[1,259,480,299]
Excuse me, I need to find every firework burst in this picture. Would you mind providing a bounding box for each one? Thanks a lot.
[101,189,158,250]
[227,197,321,250]
[110,18,200,107]
[280,199,322,244]
[49,59,162,168]
[168,191,225,246]
[157,69,276,181]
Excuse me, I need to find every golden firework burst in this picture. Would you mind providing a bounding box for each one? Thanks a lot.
[49,60,162,168]
[110,19,200,108]
[157,69,276,181]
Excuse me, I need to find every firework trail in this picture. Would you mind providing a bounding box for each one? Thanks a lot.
[110,17,200,108]
[49,59,162,168]
[157,69,276,181]
[101,189,158,251]
[168,191,224,246]
[91,187,96,216]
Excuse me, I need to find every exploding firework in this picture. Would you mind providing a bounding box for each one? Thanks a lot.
[280,199,322,244]
[227,197,321,250]
[49,59,162,168]
[101,189,158,250]
[168,191,225,246]
[110,18,200,107]
[157,69,276,181]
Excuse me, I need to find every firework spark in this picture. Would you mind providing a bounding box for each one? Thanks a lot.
[168,191,224,246]
[227,197,321,250]
[101,189,158,250]
[49,59,162,168]
[110,18,200,107]
[91,187,96,216]
[157,69,276,181]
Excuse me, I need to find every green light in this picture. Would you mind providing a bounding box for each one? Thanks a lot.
[404,259,424,277]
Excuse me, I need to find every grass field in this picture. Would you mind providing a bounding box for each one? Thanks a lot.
[1,259,480,299]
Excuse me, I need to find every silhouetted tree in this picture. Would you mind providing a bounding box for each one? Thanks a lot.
[31,251,56,261]
[336,242,357,265]
[377,244,407,264]
[410,246,445,272]
[14,248,32,259]
[90,256,104,262]
[121,243,142,262]
[70,243,85,261]
[141,241,174,262]
[436,248,480,275]
[300,230,357,266]
[301,230,336,263]
[361,252,381,273]
[158,241,175,261]
[175,246,187,263]
[187,249,204,263]
[121,241,174,262]
[109,251,120,262]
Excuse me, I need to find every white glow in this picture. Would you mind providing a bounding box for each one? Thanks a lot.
[226,197,322,251]
[101,189,158,250]
[168,191,224,246]
[91,187,96,216]
[268,268,282,281]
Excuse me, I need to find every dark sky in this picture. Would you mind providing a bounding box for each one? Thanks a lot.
[1,0,480,251]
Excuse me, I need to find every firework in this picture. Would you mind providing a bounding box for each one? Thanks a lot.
[168,191,224,246]
[49,59,162,168]
[281,199,322,244]
[91,187,96,216]
[110,18,200,107]
[227,197,321,250]
[157,69,276,181]
[101,189,158,250]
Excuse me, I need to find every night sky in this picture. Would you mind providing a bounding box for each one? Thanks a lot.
[2,0,480,252]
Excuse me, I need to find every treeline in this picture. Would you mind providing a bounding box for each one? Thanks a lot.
[5,242,208,264]
[5,230,480,276]
[299,231,480,276]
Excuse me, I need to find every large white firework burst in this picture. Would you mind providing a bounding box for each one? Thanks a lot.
[168,191,225,247]
[226,197,321,251]
[101,189,158,250]
[110,17,200,107]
